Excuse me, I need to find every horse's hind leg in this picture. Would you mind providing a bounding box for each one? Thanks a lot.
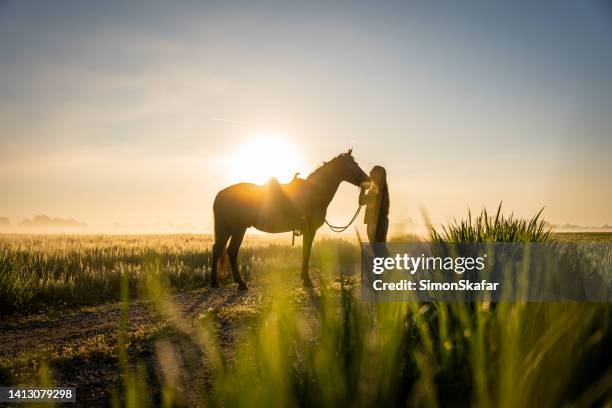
[211,225,231,288]
[227,227,247,290]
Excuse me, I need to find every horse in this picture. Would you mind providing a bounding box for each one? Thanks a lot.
[210,149,370,289]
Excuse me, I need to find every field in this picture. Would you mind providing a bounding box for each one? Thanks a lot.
[0,218,611,406]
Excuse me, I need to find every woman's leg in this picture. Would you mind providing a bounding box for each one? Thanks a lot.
[372,216,389,257]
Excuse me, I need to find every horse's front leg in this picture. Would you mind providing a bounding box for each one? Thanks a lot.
[301,229,315,287]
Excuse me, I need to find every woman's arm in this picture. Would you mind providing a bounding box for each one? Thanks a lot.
[359,186,368,205]
[359,184,378,205]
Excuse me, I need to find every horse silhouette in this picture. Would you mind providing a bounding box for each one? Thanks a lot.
[211,149,370,289]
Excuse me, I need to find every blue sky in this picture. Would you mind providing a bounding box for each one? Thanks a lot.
[0,1,610,230]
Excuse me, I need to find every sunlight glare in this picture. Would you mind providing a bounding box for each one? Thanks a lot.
[230,134,304,184]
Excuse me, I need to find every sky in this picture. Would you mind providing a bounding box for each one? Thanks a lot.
[0,0,611,232]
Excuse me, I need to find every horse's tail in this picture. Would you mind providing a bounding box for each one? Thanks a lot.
[213,193,230,282]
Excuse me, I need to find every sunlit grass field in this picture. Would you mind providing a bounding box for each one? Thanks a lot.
[0,210,611,407]
[0,234,334,316]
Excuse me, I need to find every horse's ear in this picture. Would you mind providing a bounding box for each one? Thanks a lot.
[347,148,353,155]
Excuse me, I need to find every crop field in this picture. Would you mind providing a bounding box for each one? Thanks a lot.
[0,215,611,407]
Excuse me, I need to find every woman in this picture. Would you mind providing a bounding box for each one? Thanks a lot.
[359,165,390,244]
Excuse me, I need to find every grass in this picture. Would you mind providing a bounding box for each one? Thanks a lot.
[1,208,611,406]
[0,234,306,316]
[125,240,610,407]
[429,203,552,243]
[0,234,361,317]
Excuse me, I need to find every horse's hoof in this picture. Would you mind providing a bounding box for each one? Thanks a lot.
[210,281,220,288]
[238,283,248,291]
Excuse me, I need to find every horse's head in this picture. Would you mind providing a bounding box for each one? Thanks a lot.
[333,149,370,187]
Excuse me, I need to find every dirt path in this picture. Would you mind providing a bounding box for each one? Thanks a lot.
[0,287,253,358]
[0,284,267,407]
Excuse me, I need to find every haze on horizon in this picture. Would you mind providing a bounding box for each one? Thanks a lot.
[1,1,611,232]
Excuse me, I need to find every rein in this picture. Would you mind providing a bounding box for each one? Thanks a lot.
[325,204,362,233]
[292,204,361,245]
[325,184,365,233]
[291,177,366,244]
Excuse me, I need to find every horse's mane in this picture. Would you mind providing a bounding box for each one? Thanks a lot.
[305,153,346,182]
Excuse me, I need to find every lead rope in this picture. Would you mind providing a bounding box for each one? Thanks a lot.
[292,205,361,245]
[292,186,365,244]
[325,204,362,233]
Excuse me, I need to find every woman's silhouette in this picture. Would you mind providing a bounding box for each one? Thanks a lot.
[359,166,390,245]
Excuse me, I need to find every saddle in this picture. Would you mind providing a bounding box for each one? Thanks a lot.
[263,173,306,243]
[263,173,304,203]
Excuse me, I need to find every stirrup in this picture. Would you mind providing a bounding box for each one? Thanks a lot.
[292,229,303,245]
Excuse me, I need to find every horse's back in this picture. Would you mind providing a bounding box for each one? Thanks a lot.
[214,183,263,212]
[215,179,305,206]
[214,180,307,233]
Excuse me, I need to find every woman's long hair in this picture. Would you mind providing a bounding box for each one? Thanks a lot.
[371,165,389,213]
[371,166,386,188]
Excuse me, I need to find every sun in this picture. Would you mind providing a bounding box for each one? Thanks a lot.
[230,134,304,184]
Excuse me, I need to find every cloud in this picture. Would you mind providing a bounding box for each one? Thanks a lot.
[0,217,10,226]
